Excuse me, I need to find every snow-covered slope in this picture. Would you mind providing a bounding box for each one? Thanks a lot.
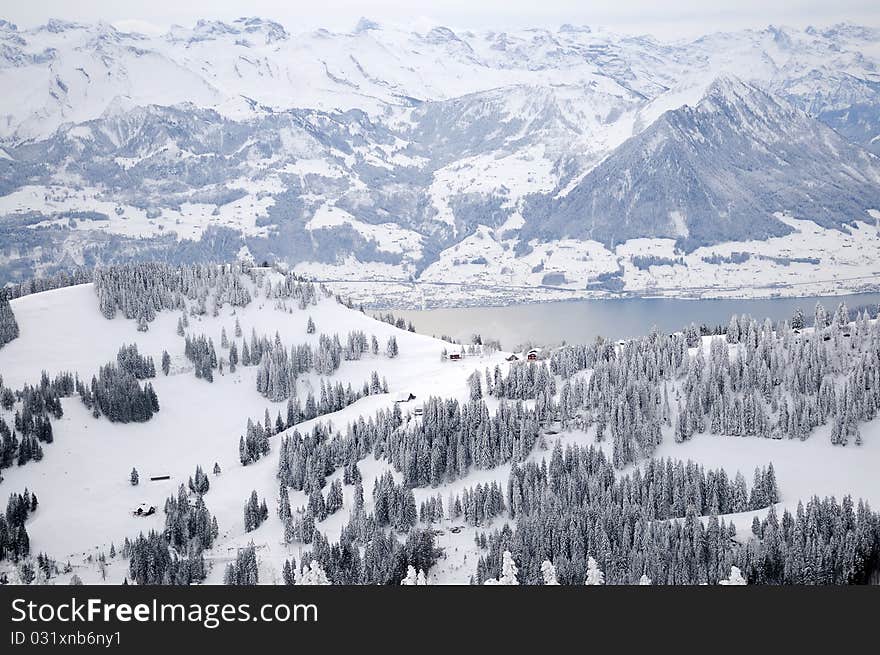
[0,280,511,580]
[3,273,880,584]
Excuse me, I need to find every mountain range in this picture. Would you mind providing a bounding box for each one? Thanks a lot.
[1,17,879,305]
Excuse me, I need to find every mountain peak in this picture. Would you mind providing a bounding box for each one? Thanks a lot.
[233,17,289,43]
[39,18,84,34]
[165,17,287,45]
[763,24,793,47]
[704,74,751,97]
[819,22,879,41]
[424,26,460,42]
[175,19,238,43]
[524,70,879,250]
[694,74,777,114]
[354,17,381,34]
[709,76,808,130]
[101,95,139,119]
[559,24,591,33]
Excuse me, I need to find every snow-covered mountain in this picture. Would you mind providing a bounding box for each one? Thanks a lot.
[3,18,877,143]
[521,76,880,249]
[1,17,879,305]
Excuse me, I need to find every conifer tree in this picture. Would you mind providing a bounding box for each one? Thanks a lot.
[401,565,418,585]
[0,291,20,349]
[719,566,747,585]
[485,550,519,585]
[584,557,605,585]
[297,560,331,585]
[541,560,559,585]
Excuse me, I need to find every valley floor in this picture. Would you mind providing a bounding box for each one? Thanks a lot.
[306,215,880,309]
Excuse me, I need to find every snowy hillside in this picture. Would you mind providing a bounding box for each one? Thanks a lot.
[2,264,880,585]
[1,18,879,305]
[0,272,481,580]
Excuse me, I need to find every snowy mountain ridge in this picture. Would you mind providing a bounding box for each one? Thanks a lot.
[1,18,880,305]
[521,76,880,248]
[2,18,879,142]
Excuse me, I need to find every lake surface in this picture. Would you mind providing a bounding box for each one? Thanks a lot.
[395,293,880,350]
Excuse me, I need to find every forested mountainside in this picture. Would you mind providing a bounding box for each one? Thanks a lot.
[0,263,879,584]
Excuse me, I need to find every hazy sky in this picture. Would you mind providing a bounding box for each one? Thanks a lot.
[3,0,879,38]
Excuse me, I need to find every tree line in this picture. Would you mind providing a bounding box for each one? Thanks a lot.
[473,441,879,585]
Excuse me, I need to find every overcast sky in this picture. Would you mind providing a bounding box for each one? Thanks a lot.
[4,0,879,38]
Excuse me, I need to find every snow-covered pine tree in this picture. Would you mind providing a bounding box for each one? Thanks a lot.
[401,565,418,585]
[484,550,519,585]
[719,566,747,585]
[224,544,259,585]
[297,560,331,585]
[584,557,605,585]
[541,560,559,585]
[0,291,20,349]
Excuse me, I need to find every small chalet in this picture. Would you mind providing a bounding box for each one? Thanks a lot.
[448,352,463,361]
[395,392,416,403]
[526,349,540,362]
[133,503,156,517]
[505,354,519,362]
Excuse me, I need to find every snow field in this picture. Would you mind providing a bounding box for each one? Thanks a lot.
[0,283,511,582]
